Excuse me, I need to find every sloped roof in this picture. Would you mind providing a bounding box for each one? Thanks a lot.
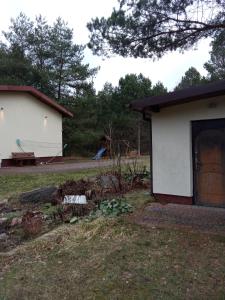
[131,80,225,112]
[0,85,73,117]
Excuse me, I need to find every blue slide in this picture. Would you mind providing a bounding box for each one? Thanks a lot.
[92,147,106,160]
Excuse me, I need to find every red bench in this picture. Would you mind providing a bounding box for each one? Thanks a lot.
[11,152,36,166]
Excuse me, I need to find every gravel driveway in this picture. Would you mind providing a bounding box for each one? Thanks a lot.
[134,203,225,235]
[0,160,116,175]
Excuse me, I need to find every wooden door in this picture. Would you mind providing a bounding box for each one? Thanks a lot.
[194,124,225,207]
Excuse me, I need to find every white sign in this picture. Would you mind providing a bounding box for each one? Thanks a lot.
[63,195,87,204]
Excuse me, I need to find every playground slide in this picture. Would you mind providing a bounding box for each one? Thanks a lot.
[92,147,106,160]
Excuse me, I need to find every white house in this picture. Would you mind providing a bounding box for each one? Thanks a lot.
[0,86,73,167]
[131,80,225,208]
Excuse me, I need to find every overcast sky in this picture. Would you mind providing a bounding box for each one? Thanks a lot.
[0,0,211,91]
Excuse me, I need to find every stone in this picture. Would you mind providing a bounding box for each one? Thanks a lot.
[0,233,8,241]
[11,217,22,227]
[19,186,57,204]
[99,175,120,191]
[0,199,8,207]
[43,215,49,221]
[0,217,8,227]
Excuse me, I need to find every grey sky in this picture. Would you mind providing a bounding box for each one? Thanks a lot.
[0,0,211,91]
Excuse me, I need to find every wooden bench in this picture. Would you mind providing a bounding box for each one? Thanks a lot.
[11,152,36,167]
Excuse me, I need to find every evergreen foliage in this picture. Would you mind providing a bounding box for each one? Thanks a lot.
[64,74,167,156]
[1,12,225,157]
[87,0,225,58]
[174,67,206,90]
[204,31,225,81]
[1,13,97,101]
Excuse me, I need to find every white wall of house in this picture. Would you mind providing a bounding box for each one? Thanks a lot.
[0,92,62,165]
[151,95,225,197]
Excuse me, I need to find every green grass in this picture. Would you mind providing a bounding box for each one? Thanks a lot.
[0,156,150,200]
[1,161,224,299]
[1,209,225,300]
[125,190,152,208]
[0,168,100,200]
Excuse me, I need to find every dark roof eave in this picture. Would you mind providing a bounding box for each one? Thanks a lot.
[131,80,225,112]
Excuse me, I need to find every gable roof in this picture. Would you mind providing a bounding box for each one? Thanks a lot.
[131,80,225,113]
[0,85,73,117]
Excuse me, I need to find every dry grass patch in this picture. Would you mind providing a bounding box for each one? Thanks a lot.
[1,211,225,300]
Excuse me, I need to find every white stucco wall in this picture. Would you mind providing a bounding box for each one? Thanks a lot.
[152,95,225,197]
[0,92,62,164]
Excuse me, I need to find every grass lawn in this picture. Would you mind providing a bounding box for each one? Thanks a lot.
[0,189,225,299]
[0,156,150,200]
[0,168,102,200]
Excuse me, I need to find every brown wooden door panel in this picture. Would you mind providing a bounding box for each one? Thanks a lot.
[198,173,225,204]
[194,127,225,207]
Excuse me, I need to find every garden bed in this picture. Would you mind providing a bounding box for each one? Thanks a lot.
[0,168,150,253]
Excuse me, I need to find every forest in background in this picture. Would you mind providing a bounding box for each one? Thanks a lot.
[0,13,224,156]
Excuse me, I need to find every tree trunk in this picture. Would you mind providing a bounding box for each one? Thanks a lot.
[137,118,141,156]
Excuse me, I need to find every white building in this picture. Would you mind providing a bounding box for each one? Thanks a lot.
[0,86,73,167]
[132,80,225,208]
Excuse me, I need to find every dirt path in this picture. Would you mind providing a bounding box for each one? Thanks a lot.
[133,202,225,235]
[0,159,116,175]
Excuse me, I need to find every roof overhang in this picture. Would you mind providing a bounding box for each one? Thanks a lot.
[0,85,74,117]
[131,80,225,113]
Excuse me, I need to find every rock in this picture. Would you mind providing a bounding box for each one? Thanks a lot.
[0,217,8,227]
[43,215,49,221]
[19,186,57,204]
[0,233,8,241]
[99,175,120,191]
[11,217,22,227]
[0,199,8,207]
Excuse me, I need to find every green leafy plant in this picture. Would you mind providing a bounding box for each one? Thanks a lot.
[41,203,59,219]
[5,211,22,221]
[41,203,65,222]
[96,198,133,217]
